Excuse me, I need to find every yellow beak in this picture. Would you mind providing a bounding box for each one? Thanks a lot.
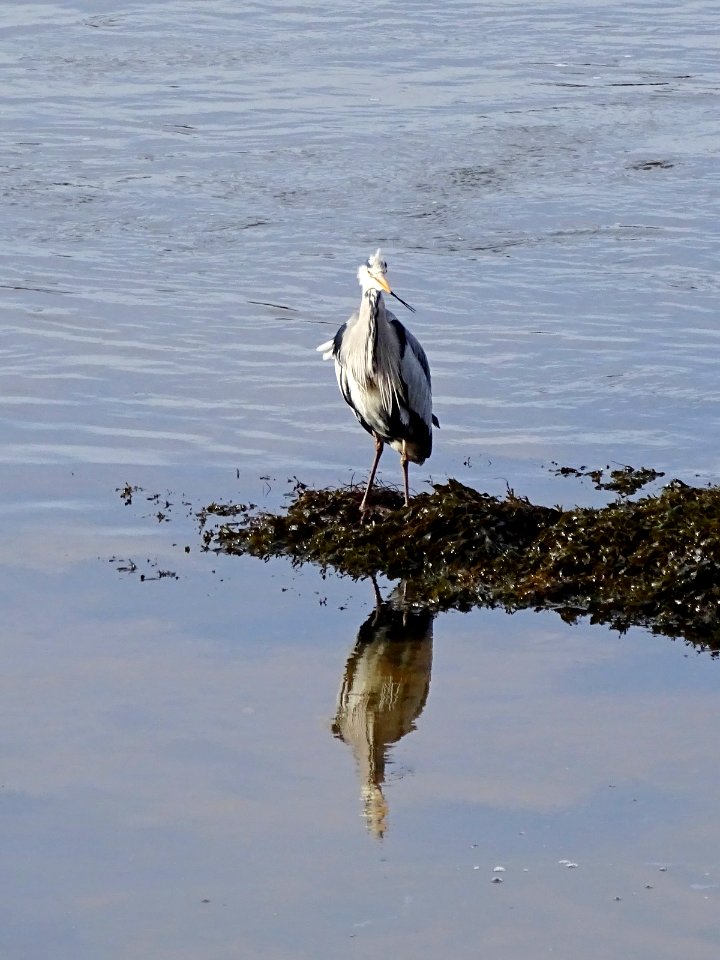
[370,272,392,294]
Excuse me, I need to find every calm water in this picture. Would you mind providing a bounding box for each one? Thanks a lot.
[2,1,720,957]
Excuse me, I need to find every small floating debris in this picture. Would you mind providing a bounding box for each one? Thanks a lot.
[558,859,579,869]
[491,876,504,884]
[629,159,675,171]
[493,865,507,873]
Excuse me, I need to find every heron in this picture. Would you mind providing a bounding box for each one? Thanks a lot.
[317,249,438,511]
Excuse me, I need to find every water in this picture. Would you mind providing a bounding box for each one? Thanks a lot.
[1,1,720,957]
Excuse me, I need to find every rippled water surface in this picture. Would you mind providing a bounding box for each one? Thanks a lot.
[2,2,720,957]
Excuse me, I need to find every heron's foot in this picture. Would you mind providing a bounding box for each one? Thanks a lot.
[359,502,394,523]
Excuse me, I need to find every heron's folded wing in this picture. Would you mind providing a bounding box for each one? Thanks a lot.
[388,319,434,427]
[317,318,352,361]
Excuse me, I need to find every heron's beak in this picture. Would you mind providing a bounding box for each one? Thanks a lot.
[371,272,392,294]
[371,272,416,313]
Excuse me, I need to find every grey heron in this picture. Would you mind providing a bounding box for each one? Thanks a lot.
[317,249,438,511]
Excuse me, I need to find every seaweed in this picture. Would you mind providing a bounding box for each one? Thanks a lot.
[549,463,665,495]
[201,473,720,650]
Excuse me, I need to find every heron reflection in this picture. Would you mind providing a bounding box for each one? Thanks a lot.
[331,581,435,838]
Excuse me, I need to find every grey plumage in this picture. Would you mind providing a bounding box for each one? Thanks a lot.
[317,249,438,510]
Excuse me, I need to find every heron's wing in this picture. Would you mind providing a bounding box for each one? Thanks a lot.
[388,317,433,426]
[317,315,356,360]
[385,308,430,379]
[316,338,335,359]
[403,327,431,384]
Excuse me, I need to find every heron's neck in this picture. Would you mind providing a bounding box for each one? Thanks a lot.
[361,288,384,373]
[363,287,382,312]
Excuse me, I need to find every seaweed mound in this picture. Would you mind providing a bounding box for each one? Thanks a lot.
[200,474,720,649]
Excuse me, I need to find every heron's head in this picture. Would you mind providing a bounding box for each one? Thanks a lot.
[357,248,391,294]
[356,248,416,313]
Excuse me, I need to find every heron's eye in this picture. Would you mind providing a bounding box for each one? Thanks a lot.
[382,261,387,271]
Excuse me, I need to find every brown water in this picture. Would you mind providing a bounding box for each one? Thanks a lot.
[2,1,720,957]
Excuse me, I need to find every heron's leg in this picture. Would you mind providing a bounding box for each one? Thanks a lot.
[370,574,384,623]
[360,435,384,511]
[401,441,410,506]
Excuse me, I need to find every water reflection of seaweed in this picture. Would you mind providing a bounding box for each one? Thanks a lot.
[331,581,434,839]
